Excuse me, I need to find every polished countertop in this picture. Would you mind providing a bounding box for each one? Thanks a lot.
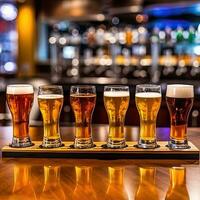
[0,125,199,200]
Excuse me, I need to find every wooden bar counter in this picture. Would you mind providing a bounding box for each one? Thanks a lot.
[0,124,199,199]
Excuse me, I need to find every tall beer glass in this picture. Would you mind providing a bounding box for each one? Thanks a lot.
[166,84,194,149]
[70,85,96,149]
[135,84,161,148]
[7,84,34,147]
[104,86,129,148]
[38,85,63,148]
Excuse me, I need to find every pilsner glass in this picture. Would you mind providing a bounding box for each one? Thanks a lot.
[70,85,96,149]
[6,84,34,147]
[104,86,130,148]
[38,85,63,148]
[135,84,161,148]
[166,84,194,149]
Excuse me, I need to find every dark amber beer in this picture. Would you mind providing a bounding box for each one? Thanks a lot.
[38,85,63,148]
[6,84,34,147]
[135,85,161,149]
[70,86,96,148]
[166,84,194,149]
[104,86,129,148]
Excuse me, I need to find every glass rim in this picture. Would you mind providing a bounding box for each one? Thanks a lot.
[71,85,96,89]
[136,84,161,89]
[39,85,63,90]
[104,85,129,89]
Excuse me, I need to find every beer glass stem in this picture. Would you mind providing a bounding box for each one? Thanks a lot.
[42,122,62,148]
[11,121,32,147]
[138,120,157,149]
[107,122,126,149]
[74,122,93,149]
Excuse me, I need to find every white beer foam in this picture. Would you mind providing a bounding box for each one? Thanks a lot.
[7,84,33,94]
[104,91,130,97]
[38,94,63,99]
[166,84,194,98]
[135,92,161,98]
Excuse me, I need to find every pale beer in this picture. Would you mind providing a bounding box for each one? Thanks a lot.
[38,85,63,148]
[104,86,129,148]
[135,85,161,148]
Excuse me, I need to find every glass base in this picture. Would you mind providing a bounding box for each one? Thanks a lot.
[42,137,62,148]
[138,139,157,149]
[168,139,190,149]
[74,137,93,149]
[107,138,126,149]
[10,137,33,148]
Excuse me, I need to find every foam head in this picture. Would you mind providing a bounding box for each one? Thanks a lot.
[135,92,161,98]
[38,94,63,99]
[7,84,34,95]
[104,91,130,97]
[166,84,194,98]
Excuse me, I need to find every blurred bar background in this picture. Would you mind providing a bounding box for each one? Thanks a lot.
[1,0,200,126]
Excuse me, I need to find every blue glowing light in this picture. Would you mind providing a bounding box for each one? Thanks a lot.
[145,3,200,17]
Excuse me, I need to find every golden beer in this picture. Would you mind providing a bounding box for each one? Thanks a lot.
[6,84,34,147]
[136,93,161,141]
[70,93,96,148]
[135,84,161,149]
[166,84,193,149]
[104,90,129,148]
[38,94,63,148]
[165,167,189,200]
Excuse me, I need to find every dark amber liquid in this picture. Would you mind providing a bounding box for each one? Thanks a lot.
[7,93,33,139]
[166,97,193,141]
[70,94,96,139]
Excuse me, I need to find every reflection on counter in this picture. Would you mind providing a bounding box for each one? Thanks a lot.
[0,161,194,200]
[165,167,189,200]
[40,166,66,200]
[9,165,36,200]
[105,167,128,200]
[135,167,159,200]
[73,166,97,200]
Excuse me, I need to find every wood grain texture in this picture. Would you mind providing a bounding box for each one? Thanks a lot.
[0,125,199,200]
[2,141,199,159]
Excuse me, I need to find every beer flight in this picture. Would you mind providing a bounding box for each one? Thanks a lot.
[6,84,194,150]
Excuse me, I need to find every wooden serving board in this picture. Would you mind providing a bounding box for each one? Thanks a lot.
[1,141,199,160]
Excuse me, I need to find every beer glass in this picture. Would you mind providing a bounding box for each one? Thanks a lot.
[6,84,34,147]
[38,85,63,148]
[104,86,130,148]
[70,85,96,149]
[166,84,194,149]
[135,84,161,148]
